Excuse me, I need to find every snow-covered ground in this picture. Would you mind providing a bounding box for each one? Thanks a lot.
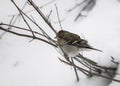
[0,0,120,86]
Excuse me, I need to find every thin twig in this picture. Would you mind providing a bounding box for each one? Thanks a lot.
[111,56,119,65]
[5,0,28,35]
[0,26,57,47]
[55,4,62,30]
[74,57,101,74]
[74,0,95,21]
[59,58,120,82]
[77,53,97,65]
[68,0,87,12]
[0,23,48,39]
[74,57,90,69]
[76,53,118,77]
[9,0,55,16]
[58,58,89,76]
[18,0,28,22]
[28,0,57,34]
[30,15,36,23]
[105,69,114,78]
[47,10,52,20]
[11,0,35,38]
[11,0,54,43]
[71,58,79,81]
[0,15,14,38]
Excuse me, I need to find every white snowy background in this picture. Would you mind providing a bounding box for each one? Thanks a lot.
[0,0,120,86]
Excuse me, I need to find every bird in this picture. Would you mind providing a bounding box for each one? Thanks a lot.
[56,30,102,59]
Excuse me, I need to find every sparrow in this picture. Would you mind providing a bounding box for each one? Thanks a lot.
[56,30,102,58]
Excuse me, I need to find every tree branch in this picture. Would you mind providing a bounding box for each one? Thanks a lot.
[27,0,57,34]
[0,26,57,47]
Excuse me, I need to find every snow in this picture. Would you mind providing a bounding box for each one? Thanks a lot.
[0,0,120,86]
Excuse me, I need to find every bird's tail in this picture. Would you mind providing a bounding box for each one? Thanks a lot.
[77,43,102,52]
[71,39,103,52]
[82,46,103,52]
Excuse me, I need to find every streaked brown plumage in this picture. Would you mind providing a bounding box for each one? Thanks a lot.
[56,30,102,57]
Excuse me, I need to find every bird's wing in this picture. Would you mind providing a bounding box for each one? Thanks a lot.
[68,39,102,52]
